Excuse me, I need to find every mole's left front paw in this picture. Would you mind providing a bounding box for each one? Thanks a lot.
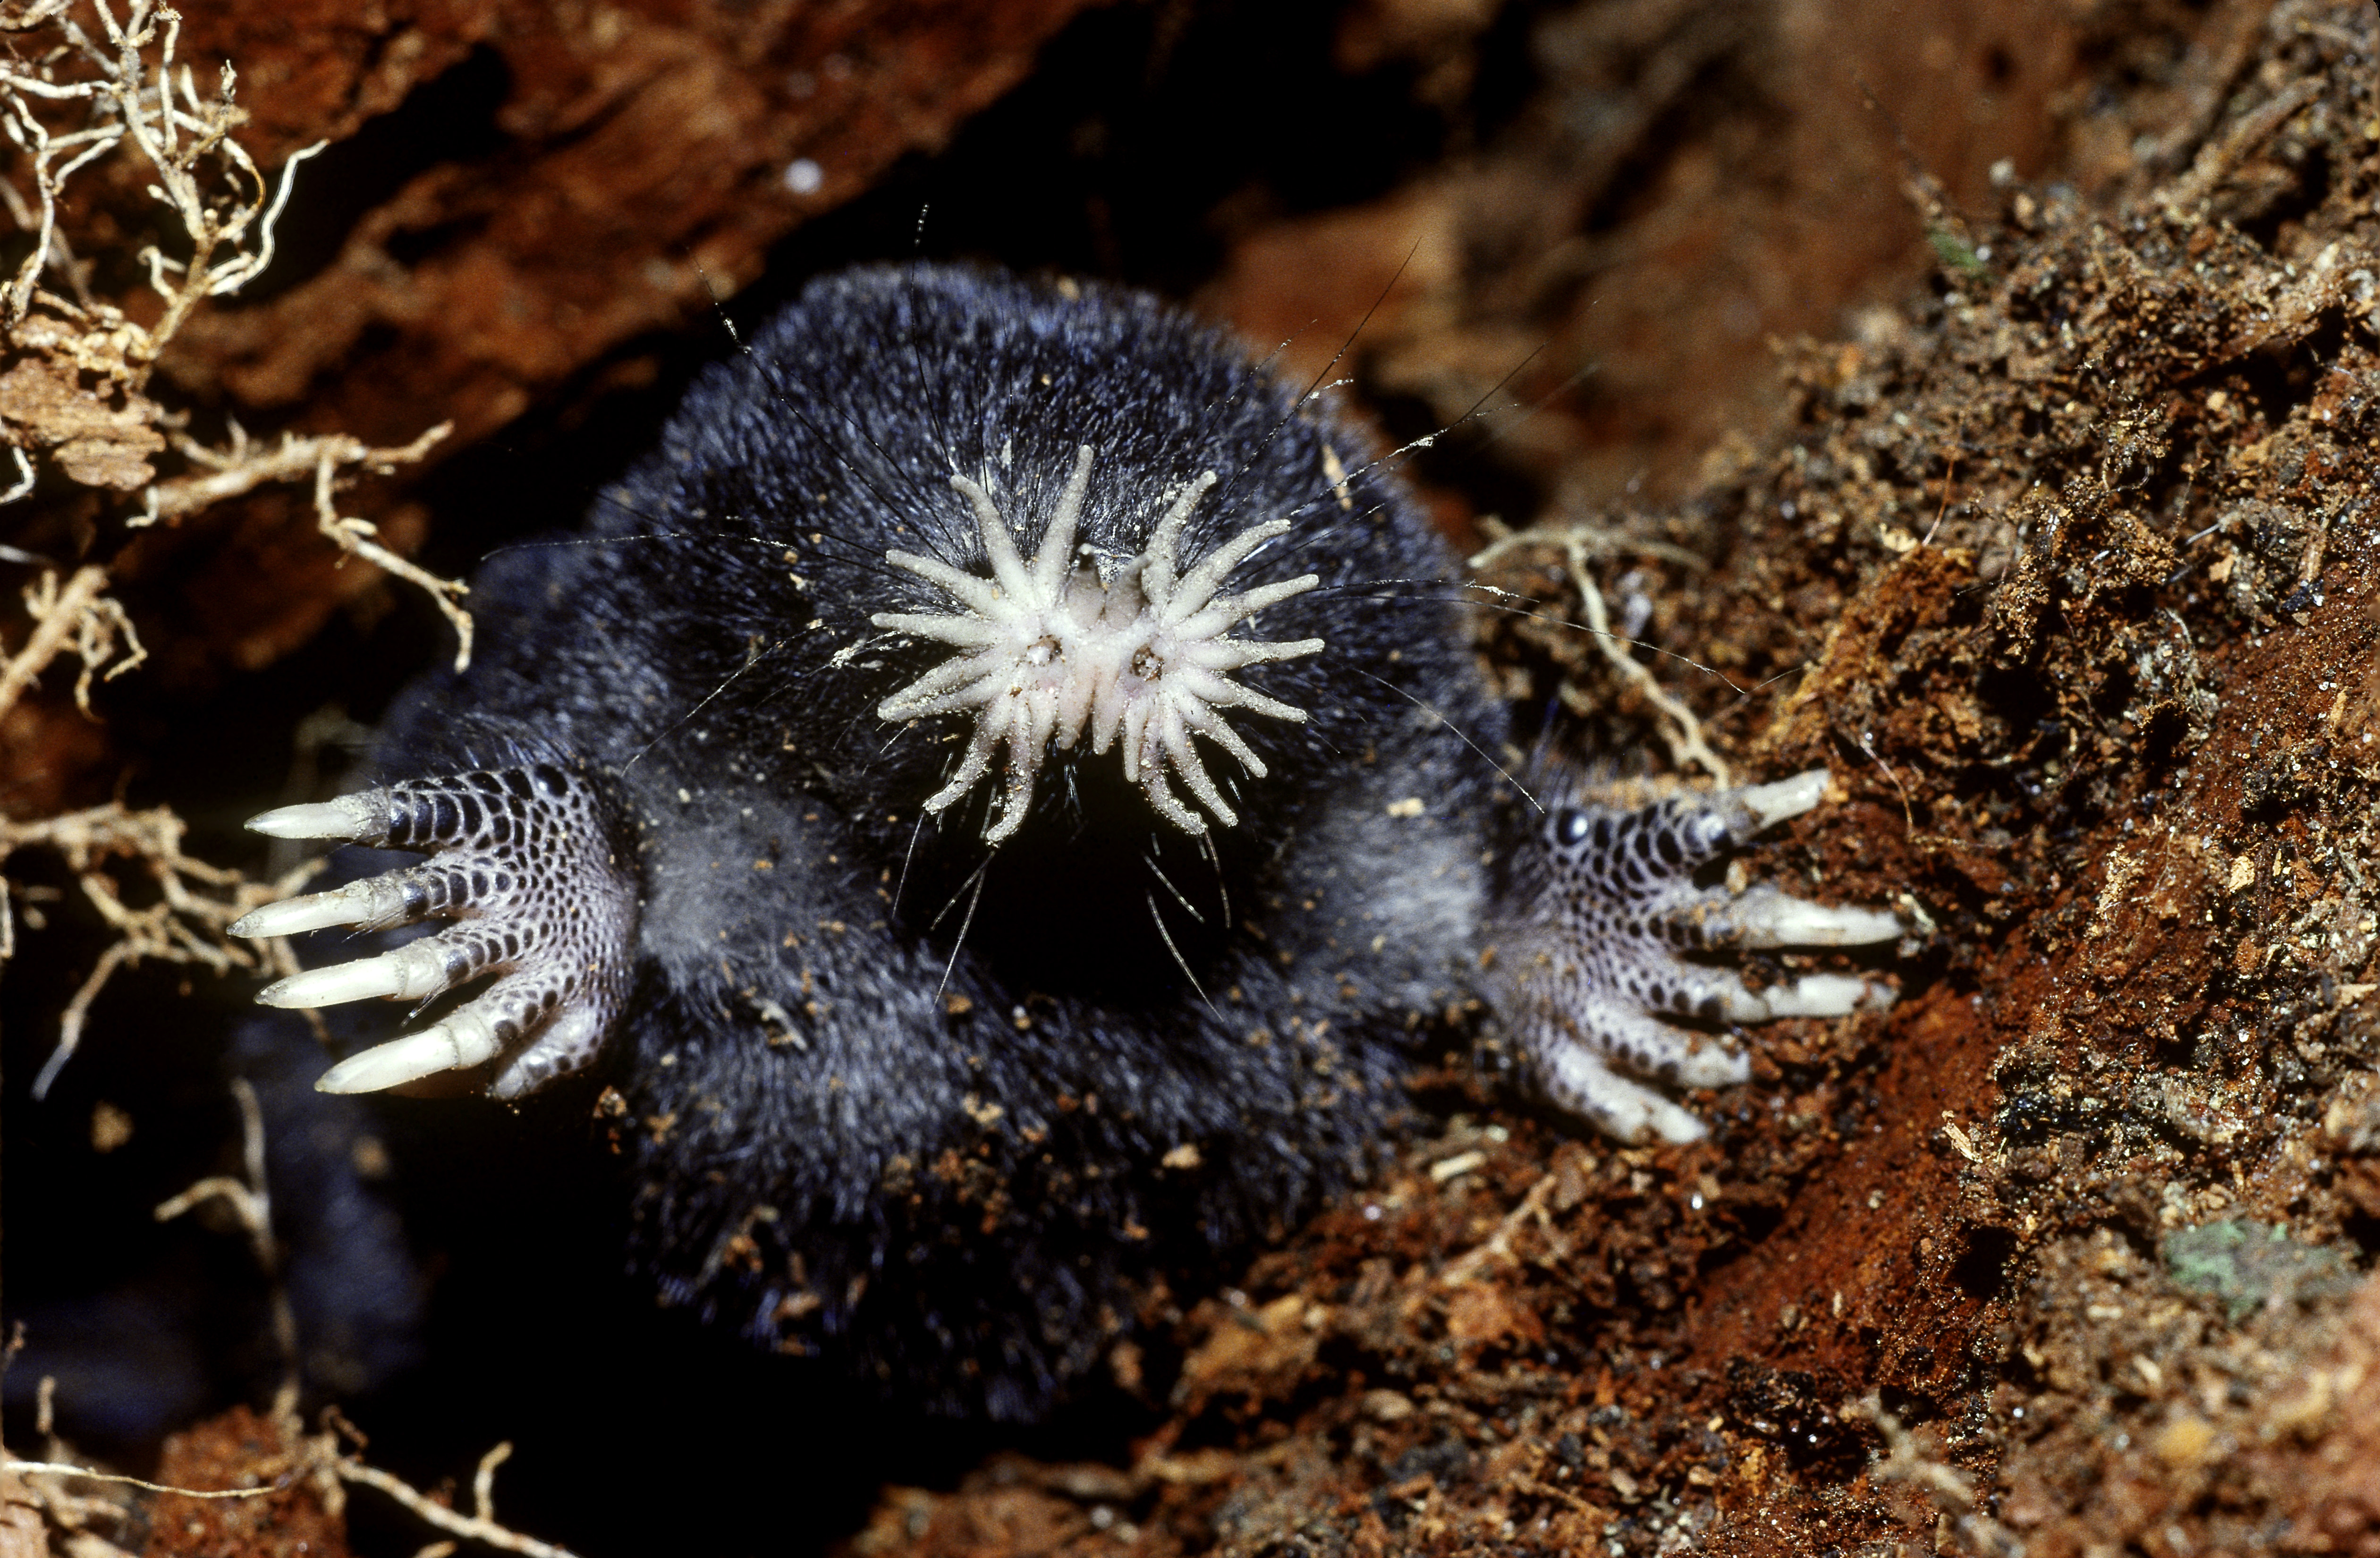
[230,765,638,1099]
[1487,768,1903,1143]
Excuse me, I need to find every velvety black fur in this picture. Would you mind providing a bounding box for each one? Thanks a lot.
[364,263,1507,1418]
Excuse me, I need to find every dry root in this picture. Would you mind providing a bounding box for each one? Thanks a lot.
[0,0,318,362]
[0,562,142,718]
[0,0,471,633]
[135,418,472,669]
[0,4,474,1112]
[1470,519,1735,786]
[339,1447,585,1558]
[3,1074,583,1558]
[0,801,319,1099]
[0,0,317,492]
[1845,1394,2024,1558]
[4,1416,582,1558]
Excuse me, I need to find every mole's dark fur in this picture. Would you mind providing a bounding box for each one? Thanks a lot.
[375,264,1499,1416]
[245,262,1897,1419]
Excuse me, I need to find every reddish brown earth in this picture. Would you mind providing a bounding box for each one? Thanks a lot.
[3,0,1100,813]
[10,1,2380,1556]
[843,4,2380,1554]
[135,1407,348,1558]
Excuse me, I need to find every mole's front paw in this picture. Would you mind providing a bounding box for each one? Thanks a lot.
[230,765,638,1099]
[1487,768,1901,1144]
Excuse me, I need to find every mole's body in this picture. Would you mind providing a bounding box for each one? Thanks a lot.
[235,264,1897,1417]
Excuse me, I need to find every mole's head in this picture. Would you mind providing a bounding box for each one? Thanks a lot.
[579,262,1500,997]
[647,263,1483,875]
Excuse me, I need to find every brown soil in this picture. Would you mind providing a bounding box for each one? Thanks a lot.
[136,1407,348,1558]
[843,3,2380,1555]
[11,1,2380,1556]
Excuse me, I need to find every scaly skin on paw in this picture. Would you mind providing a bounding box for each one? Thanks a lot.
[233,764,638,1099]
[1485,768,1902,1143]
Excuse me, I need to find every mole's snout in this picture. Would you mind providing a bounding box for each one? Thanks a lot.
[871,443,1324,840]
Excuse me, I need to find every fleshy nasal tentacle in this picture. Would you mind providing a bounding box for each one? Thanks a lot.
[870,448,1324,840]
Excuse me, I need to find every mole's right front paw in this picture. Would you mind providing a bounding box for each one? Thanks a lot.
[230,765,639,1100]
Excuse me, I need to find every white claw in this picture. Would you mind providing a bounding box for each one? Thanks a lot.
[229,898,338,940]
[245,795,379,841]
[1732,768,1830,831]
[259,943,451,1008]
[1730,885,1902,948]
[1540,1042,1712,1143]
[315,1022,501,1094]
[232,878,395,939]
[1671,1042,1753,1090]
[1643,1097,1711,1143]
[1757,972,1880,1019]
[1778,900,1904,947]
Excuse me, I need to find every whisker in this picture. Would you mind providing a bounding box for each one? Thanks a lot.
[1472,358,1600,454]
[479,529,791,561]
[1147,890,1220,1022]
[622,632,800,773]
[1214,243,1421,517]
[1306,572,1754,696]
[1339,662,1541,813]
[896,249,981,502]
[1198,828,1230,931]
[935,862,989,999]
[563,434,913,592]
[706,277,958,565]
[1457,584,1753,694]
[892,809,929,917]
[1265,341,1551,541]
[1144,850,1208,925]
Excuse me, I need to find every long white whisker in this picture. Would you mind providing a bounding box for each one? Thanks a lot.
[1147,890,1220,1022]
[1340,662,1541,813]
